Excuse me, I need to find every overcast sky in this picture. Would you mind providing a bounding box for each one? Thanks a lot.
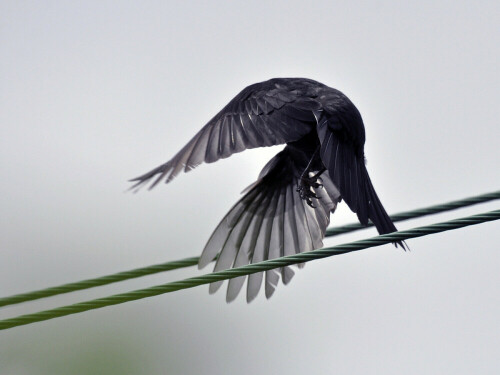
[1,1,499,374]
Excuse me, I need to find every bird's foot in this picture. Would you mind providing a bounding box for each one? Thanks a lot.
[296,173,323,208]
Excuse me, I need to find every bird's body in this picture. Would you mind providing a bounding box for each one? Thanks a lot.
[131,78,403,302]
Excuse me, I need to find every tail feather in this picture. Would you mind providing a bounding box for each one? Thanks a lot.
[360,165,407,250]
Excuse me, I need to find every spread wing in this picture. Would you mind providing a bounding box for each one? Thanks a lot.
[198,147,341,302]
[316,92,405,248]
[130,79,320,189]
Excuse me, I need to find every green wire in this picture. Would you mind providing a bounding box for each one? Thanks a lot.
[0,209,498,331]
[325,190,500,235]
[0,257,201,308]
[0,190,498,308]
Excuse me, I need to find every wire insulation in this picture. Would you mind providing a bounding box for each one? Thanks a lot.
[1,190,498,308]
[0,209,498,331]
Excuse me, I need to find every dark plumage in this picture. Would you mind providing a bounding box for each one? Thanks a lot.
[131,77,404,302]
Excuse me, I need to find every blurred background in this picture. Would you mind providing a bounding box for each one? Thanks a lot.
[1,1,499,374]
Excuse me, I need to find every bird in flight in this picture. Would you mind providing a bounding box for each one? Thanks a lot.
[131,77,404,302]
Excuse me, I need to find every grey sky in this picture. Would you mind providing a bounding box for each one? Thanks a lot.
[1,1,499,374]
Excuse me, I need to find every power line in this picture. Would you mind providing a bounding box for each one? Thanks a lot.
[0,209,498,331]
[1,190,498,308]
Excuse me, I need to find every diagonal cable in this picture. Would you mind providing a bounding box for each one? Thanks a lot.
[0,190,498,308]
[0,209,498,331]
[325,190,500,235]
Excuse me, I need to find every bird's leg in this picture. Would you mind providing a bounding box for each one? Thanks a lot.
[296,147,326,207]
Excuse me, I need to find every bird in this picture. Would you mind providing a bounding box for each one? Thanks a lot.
[130,77,404,302]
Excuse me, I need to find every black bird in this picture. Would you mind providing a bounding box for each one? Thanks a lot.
[131,77,404,302]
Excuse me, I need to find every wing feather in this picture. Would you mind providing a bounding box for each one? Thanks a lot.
[198,147,340,301]
[264,188,286,298]
[130,79,318,189]
[246,187,281,302]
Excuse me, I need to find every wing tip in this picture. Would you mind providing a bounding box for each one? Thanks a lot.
[127,161,173,192]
